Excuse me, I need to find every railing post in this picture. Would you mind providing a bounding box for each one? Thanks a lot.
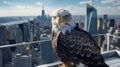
[106,33,110,51]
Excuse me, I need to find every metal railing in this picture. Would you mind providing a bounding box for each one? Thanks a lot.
[0,33,120,67]
[0,40,51,49]
[0,39,52,67]
[103,33,120,51]
[36,61,62,67]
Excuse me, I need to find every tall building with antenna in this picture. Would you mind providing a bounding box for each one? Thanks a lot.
[41,0,45,17]
[85,0,98,43]
[33,0,51,34]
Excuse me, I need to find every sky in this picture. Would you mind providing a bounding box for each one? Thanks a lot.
[0,0,120,16]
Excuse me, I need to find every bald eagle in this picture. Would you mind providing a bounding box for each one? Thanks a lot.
[51,9,109,67]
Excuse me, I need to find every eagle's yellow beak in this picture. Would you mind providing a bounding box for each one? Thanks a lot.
[57,17,62,25]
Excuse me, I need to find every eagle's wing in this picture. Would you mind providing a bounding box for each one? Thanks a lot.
[56,29,105,65]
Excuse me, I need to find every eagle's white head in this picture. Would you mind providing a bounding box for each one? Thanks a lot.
[52,9,75,34]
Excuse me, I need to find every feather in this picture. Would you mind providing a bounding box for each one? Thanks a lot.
[51,9,109,67]
[52,28,109,67]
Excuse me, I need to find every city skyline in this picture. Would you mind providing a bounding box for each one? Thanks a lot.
[0,0,120,16]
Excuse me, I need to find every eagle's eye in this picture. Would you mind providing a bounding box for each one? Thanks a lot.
[63,14,71,19]
[63,15,68,19]
[53,16,57,19]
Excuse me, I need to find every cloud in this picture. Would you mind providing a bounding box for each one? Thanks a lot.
[118,6,120,9]
[65,6,85,15]
[79,0,91,5]
[36,2,43,6]
[0,4,120,16]
[45,6,85,15]
[0,5,86,17]
[101,0,120,5]
[96,6,120,15]
[0,7,40,16]
[3,0,33,9]
[0,5,41,16]
[3,0,7,4]
[3,0,12,5]
[14,5,33,9]
[0,1,42,16]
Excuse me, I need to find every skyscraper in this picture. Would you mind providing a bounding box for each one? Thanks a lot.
[109,19,115,28]
[0,26,7,45]
[0,26,12,66]
[0,49,3,67]
[14,54,32,67]
[85,4,98,43]
[33,2,51,35]
[103,14,108,20]
[41,4,45,17]
[18,23,30,42]
[16,27,23,43]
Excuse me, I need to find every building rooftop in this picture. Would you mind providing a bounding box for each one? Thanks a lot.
[102,50,120,67]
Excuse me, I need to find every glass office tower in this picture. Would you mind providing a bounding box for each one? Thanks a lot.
[85,4,98,43]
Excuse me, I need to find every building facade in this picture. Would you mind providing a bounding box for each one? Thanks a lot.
[85,4,98,43]
[0,49,2,67]
[13,54,32,67]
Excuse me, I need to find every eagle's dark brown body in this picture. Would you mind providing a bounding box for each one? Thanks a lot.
[52,26,109,67]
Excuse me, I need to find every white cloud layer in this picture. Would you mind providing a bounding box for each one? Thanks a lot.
[36,2,43,6]
[0,5,86,16]
[96,6,120,15]
[3,0,12,5]
[44,6,85,15]
[3,0,7,4]
[1,0,120,16]
[14,5,33,9]
[0,5,41,16]
[101,0,120,5]
[79,1,91,5]
[1,5,120,16]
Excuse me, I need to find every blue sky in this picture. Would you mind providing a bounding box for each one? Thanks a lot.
[0,0,120,16]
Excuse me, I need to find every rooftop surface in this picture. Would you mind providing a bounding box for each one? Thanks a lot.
[102,50,120,67]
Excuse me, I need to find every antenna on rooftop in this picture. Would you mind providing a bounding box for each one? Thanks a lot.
[91,0,93,6]
[42,0,44,10]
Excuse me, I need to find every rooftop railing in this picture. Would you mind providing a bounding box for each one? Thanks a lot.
[0,40,51,48]
[0,33,120,67]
